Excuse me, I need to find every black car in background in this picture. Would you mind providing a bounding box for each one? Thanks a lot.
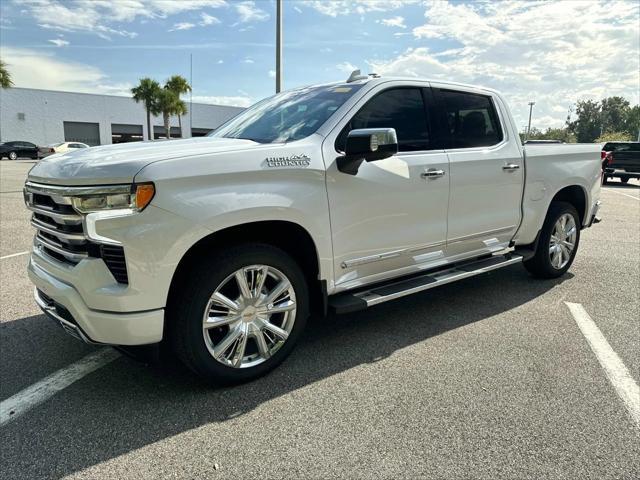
[0,141,40,160]
[601,141,640,184]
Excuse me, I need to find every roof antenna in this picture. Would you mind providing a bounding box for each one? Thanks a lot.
[346,69,368,83]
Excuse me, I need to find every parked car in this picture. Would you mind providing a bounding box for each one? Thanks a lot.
[39,142,90,158]
[601,141,640,184]
[23,74,602,385]
[0,141,39,160]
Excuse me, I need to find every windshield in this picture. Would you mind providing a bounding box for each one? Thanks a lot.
[209,84,364,143]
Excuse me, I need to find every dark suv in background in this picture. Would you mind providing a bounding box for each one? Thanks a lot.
[601,142,640,184]
[0,141,40,160]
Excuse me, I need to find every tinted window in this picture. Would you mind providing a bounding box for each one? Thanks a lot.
[440,90,503,148]
[604,142,640,152]
[337,88,430,152]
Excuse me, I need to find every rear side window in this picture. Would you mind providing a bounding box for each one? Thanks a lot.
[604,142,639,152]
[440,90,503,148]
[337,88,430,152]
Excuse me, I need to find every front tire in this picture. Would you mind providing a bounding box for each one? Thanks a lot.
[169,243,309,385]
[620,178,629,184]
[523,201,580,279]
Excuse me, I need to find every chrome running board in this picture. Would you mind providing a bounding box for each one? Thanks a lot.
[329,253,523,314]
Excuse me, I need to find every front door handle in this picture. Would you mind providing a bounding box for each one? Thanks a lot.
[502,164,520,171]
[421,168,446,179]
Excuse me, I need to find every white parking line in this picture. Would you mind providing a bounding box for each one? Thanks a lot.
[0,349,120,427]
[0,251,29,260]
[565,302,640,428]
[603,188,640,201]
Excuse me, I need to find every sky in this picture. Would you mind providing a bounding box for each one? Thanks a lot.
[0,0,638,131]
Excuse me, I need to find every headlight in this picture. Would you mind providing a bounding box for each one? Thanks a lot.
[71,183,155,213]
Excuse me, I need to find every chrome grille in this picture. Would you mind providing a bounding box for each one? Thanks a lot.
[24,182,130,284]
[24,183,89,265]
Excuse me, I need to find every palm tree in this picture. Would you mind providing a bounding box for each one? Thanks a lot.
[155,89,181,140]
[165,75,191,137]
[174,100,188,137]
[131,78,161,140]
[0,59,14,89]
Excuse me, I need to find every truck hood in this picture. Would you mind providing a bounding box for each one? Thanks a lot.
[27,137,259,186]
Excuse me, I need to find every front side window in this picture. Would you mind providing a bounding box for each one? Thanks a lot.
[440,90,503,148]
[337,88,430,152]
[210,84,364,144]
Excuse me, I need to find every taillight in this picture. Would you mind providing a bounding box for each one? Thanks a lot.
[601,150,608,160]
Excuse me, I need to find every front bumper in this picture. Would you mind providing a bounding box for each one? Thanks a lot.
[29,259,164,345]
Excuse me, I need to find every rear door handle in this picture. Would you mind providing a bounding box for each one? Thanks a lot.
[502,164,520,171]
[421,169,446,179]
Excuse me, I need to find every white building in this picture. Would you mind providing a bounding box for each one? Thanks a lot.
[0,87,244,146]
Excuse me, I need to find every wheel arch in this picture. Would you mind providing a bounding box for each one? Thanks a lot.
[549,184,588,227]
[166,220,325,320]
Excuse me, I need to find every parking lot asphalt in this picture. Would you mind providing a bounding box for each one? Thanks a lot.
[1,159,638,479]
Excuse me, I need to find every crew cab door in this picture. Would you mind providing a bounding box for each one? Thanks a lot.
[323,84,450,290]
[432,85,524,258]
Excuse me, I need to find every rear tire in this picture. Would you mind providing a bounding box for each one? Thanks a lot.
[523,201,580,279]
[620,178,629,184]
[169,243,309,385]
[8,151,17,160]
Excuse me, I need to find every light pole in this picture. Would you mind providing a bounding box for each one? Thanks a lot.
[526,101,535,140]
[275,0,283,93]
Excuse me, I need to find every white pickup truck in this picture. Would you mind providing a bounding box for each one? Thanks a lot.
[24,74,602,384]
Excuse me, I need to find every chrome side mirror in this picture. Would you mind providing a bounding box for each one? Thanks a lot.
[337,128,398,175]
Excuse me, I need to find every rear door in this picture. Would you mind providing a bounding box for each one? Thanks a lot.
[323,83,450,290]
[432,85,524,258]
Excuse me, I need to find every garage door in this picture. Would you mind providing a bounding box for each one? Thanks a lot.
[111,124,143,144]
[63,122,100,146]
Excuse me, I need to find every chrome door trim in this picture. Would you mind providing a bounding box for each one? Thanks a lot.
[448,225,516,244]
[341,240,446,269]
[341,249,404,269]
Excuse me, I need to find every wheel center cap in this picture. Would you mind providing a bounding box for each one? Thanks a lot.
[241,306,257,322]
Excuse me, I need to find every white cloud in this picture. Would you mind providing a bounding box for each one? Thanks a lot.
[235,1,269,23]
[169,22,196,32]
[369,0,639,130]
[268,70,276,78]
[243,57,255,64]
[0,46,132,95]
[18,0,227,39]
[217,59,224,64]
[192,95,252,107]
[379,16,406,28]
[301,0,419,17]
[200,13,221,26]
[336,61,358,74]
[48,38,69,47]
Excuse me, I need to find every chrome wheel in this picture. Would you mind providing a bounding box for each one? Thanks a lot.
[8,152,17,160]
[549,213,577,269]
[202,265,297,369]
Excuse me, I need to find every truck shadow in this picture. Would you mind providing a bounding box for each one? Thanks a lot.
[1,265,571,478]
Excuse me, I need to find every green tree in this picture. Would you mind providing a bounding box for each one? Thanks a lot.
[600,96,631,134]
[625,105,640,140]
[0,59,13,89]
[522,127,576,143]
[131,78,162,141]
[595,131,633,142]
[164,75,191,137]
[567,99,602,142]
[155,89,181,140]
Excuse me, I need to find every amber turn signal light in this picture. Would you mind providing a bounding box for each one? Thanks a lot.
[135,183,155,211]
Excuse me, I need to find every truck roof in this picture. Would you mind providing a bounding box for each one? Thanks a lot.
[302,73,500,97]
